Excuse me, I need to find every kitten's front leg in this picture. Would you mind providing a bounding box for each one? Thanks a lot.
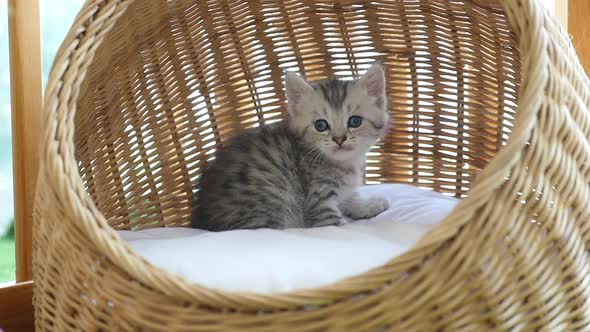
[305,198,346,227]
[340,192,390,220]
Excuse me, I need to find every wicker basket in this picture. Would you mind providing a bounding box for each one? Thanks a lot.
[34,0,590,330]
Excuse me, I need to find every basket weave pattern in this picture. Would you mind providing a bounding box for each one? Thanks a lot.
[34,0,590,330]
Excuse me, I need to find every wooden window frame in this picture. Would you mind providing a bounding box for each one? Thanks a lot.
[9,0,41,284]
[568,0,590,72]
[0,0,41,330]
[0,1,587,331]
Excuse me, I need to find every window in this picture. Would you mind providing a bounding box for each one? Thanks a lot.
[40,1,86,86]
[0,0,14,284]
[0,0,84,283]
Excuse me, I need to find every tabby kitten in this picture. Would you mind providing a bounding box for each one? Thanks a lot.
[191,62,390,231]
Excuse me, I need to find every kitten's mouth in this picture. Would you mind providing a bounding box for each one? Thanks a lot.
[334,145,354,152]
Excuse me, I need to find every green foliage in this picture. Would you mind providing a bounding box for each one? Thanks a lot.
[0,221,14,283]
[2,218,14,239]
[0,238,15,282]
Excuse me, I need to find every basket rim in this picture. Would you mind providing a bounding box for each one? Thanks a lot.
[38,0,551,310]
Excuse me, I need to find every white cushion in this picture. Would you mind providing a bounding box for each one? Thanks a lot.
[119,184,457,294]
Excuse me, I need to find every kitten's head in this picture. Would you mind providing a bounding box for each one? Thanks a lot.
[285,62,390,164]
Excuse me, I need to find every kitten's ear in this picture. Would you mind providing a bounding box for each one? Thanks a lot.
[285,71,312,112]
[358,62,386,98]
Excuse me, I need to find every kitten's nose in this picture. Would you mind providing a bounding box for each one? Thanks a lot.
[332,136,347,145]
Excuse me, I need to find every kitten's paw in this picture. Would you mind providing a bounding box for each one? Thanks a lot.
[312,217,346,227]
[348,196,389,220]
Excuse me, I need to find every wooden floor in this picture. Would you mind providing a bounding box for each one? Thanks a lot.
[0,281,34,332]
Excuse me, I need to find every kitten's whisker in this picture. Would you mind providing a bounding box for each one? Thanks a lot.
[308,152,318,169]
[302,148,316,161]
[311,150,325,168]
[302,148,320,170]
[306,149,325,170]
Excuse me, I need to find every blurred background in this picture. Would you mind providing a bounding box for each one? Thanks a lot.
[0,0,84,282]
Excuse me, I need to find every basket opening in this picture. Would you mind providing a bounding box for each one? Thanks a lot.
[72,0,520,231]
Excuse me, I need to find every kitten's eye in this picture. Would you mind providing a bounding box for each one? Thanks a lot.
[348,116,363,128]
[314,119,329,132]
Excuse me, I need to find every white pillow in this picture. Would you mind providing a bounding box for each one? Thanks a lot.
[119,184,457,294]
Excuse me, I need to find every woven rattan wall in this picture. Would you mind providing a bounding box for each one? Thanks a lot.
[72,0,519,231]
[34,0,590,330]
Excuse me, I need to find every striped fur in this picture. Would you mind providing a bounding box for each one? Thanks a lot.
[191,63,390,231]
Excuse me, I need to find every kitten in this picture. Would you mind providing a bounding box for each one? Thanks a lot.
[191,62,391,231]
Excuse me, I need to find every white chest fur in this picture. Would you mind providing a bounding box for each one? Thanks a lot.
[336,167,363,202]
